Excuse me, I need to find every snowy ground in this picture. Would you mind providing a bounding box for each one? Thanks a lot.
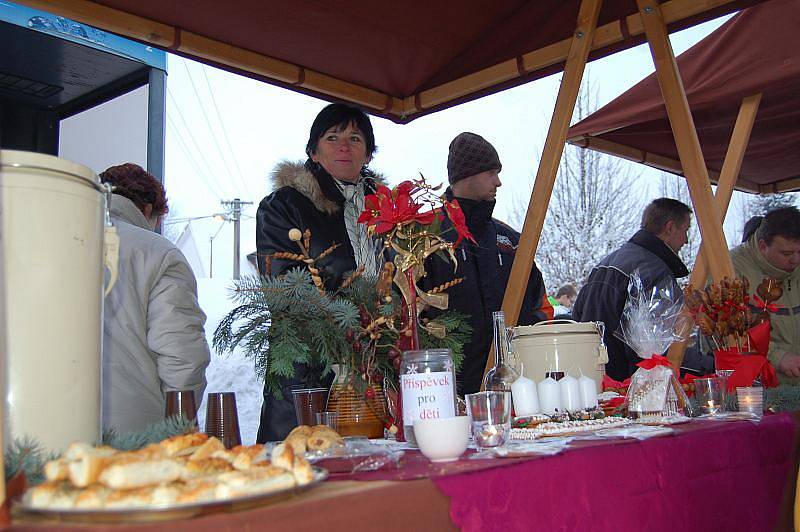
[196,278,263,445]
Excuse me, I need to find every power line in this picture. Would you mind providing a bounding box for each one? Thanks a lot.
[166,113,224,199]
[167,87,233,199]
[182,59,253,200]
[200,64,253,199]
[166,111,227,200]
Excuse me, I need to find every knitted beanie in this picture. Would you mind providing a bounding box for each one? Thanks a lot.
[447,132,502,184]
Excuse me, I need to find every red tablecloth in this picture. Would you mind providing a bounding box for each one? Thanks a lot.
[10,415,798,531]
[431,415,796,532]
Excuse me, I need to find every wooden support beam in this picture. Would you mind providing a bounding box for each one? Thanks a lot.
[481,0,602,387]
[636,0,735,282]
[666,93,762,370]
[566,136,763,194]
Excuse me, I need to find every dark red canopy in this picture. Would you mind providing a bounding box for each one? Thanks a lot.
[19,0,758,123]
[568,0,800,193]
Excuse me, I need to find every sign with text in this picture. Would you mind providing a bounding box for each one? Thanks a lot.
[401,371,456,424]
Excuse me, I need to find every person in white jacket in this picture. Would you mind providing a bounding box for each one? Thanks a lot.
[100,163,210,433]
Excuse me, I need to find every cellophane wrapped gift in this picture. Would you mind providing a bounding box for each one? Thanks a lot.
[619,272,693,418]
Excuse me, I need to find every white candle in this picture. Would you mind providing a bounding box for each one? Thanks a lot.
[578,375,598,409]
[511,374,540,416]
[559,375,582,412]
[538,377,561,415]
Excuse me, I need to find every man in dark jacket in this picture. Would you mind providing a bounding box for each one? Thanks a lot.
[572,198,713,381]
[423,132,553,395]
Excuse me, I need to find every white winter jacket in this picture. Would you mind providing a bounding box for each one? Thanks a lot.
[102,194,210,433]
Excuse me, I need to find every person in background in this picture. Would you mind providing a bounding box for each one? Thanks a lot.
[100,163,210,433]
[573,198,714,380]
[731,207,800,384]
[255,103,384,441]
[422,132,552,395]
[741,215,764,244]
[553,284,578,318]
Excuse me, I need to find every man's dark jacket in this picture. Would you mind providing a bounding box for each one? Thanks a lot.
[422,189,552,395]
[572,230,691,381]
[255,160,378,442]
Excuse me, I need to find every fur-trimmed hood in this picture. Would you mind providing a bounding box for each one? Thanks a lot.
[271,160,339,215]
[270,160,386,216]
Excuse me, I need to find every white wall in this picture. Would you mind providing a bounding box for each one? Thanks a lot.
[58,85,149,174]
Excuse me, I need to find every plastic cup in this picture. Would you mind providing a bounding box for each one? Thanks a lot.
[165,390,198,422]
[291,387,329,426]
[204,392,242,448]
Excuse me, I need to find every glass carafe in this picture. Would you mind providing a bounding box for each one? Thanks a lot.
[482,311,520,393]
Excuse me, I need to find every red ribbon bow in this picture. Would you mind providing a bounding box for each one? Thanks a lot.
[752,295,781,313]
[636,354,672,370]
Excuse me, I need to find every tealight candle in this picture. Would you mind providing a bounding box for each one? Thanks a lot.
[736,387,763,417]
[511,374,540,416]
[695,377,723,415]
[578,375,598,409]
[559,375,582,413]
[538,377,561,415]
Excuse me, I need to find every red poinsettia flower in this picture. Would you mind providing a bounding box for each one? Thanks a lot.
[444,199,476,247]
[359,181,436,234]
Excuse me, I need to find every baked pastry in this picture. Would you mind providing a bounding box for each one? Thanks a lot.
[98,455,184,490]
[24,431,318,511]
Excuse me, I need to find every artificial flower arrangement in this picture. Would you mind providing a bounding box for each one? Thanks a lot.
[357,177,475,348]
[213,177,472,431]
[683,277,781,388]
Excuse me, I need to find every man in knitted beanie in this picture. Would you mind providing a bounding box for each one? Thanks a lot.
[448,132,503,191]
[422,132,552,395]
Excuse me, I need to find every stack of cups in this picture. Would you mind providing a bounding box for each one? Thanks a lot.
[205,392,242,448]
[736,387,764,418]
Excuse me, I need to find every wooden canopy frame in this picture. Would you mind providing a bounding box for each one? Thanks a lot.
[0,0,763,514]
[17,0,749,124]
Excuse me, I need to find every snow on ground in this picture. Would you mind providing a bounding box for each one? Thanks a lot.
[196,278,263,445]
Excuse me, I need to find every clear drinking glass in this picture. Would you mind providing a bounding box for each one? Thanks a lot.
[315,411,339,431]
[466,391,511,449]
[695,377,723,415]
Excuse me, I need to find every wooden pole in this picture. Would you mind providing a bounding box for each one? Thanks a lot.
[666,93,762,370]
[482,0,603,387]
[636,0,735,282]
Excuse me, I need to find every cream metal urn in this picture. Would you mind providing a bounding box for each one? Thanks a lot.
[0,150,118,452]
[512,320,608,392]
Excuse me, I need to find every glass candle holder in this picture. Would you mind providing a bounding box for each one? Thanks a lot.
[715,369,735,411]
[736,387,764,418]
[466,391,511,449]
[694,377,723,415]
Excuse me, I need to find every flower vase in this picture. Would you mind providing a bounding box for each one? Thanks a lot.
[327,369,388,439]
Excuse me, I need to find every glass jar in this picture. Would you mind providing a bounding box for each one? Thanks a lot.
[400,349,457,446]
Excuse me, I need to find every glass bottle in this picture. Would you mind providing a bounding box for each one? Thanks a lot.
[482,311,520,393]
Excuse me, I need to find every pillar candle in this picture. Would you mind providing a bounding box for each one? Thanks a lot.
[511,374,540,416]
[579,375,598,409]
[538,377,561,415]
[559,375,582,412]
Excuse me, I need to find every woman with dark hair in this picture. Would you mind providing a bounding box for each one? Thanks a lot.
[255,103,383,441]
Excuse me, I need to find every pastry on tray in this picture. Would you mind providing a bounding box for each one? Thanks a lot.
[22,432,318,511]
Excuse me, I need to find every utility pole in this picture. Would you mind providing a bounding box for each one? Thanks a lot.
[221,198,252,279]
